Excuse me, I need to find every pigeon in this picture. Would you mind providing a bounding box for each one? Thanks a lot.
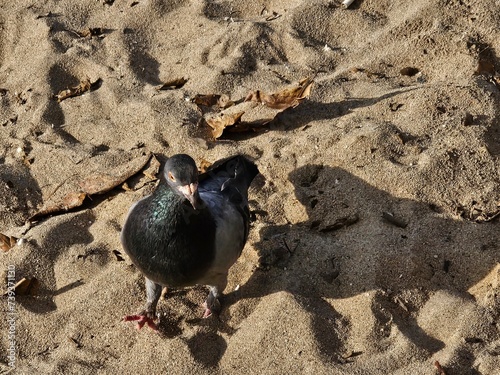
[121,154,259,330]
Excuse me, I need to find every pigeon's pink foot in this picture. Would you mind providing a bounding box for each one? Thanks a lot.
[202,302,213,318]
[124,314,159,331]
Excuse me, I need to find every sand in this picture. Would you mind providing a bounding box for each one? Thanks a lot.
[1,0,500,374]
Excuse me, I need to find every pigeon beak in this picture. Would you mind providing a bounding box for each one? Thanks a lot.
[179,182,203,209]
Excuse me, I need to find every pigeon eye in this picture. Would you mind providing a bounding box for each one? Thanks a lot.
[168,172,176,182]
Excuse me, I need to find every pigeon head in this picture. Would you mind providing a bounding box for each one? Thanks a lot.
[164,154,203,209]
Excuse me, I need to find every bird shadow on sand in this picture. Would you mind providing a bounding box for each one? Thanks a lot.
[217,165,499,373]
[15,211,97,314]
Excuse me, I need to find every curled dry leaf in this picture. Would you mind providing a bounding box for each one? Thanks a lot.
[192,94,221,107]
[192,94,233,109]
[206,111,245,139]
[54,78,101,102]
[33,192,87,219]
[62,191,87,209]
[31,153,152,220]
[78,27,105,38]
[142,154,160,180]
[245,76,314,110]
[202,76,314,139]
[157,78,188,90]
[126,154,161,191]
[0,233,18,252]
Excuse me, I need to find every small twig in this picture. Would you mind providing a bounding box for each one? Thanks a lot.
[282,238,300,254]
[394,296,409,312]
[382,211,408,228]
[282,238,293,254]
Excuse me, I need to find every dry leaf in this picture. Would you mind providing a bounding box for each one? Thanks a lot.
[142,154,160,180]
[54,78,101,102]
[79,175,119,195]
[33,192,87,219]
[201,76,314,139]
[192,94,234,113]
[157,78,188,90]
[206,111,245,138]
[31,153,152,220]
[62,192,87,209]
[78,27,105,38]
[245,76,314,110]
[0,233,18,252]
[217,94,234,109]
[79,154,152,195]
[192,94,221,107]
[125,154,160,191]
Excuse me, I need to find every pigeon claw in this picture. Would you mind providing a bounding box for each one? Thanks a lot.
[202,299,221,318]
[202,305,213,318]
[123,314,159,331]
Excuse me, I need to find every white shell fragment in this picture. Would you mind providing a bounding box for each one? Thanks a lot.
[342,0,356,8]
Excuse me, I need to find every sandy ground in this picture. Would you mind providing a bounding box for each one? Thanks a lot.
[1,0,500,374]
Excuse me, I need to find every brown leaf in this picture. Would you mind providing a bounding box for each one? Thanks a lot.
[33,192,87,218]
[192,94,221,107]
[62,192,87,209]
[192,94,234,114]
[201,77,314,139]
[157,78,188,90]
[0,233,18,252]
[79,175,118,195]
[31,153,152,220]
[206,111,245,138]
[217,94,234,109]
[245,76,314,110]
[54,78,101,102]
[78,27,105,38]
[142,154,161,180]
[79,154,152,195]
